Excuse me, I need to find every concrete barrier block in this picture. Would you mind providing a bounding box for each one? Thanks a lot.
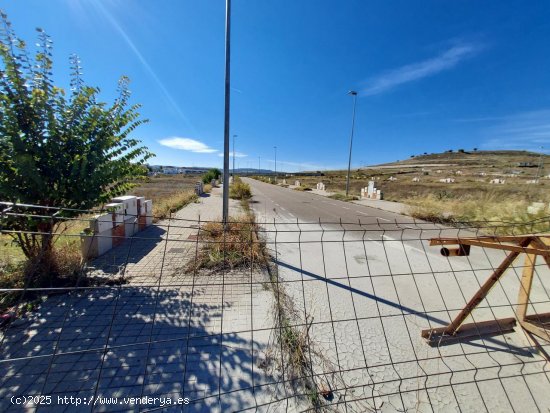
[136,197,145,214]
[105,203,124,224]
[112,195,138,218]
[145,200,153,226]
[80,234,98,260]
[112,223,125,247]
[96,230,113,256]
[90,214,114,233]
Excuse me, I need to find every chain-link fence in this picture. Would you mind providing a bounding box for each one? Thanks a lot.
[1,202,550,412]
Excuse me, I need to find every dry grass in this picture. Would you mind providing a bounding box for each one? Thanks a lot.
[203,184,212,193]
[407,192,550,234]
[187,214,266,273]
[328,193,358,201]
[128,174,201,221]
[0,238,83,313]
[293,186,312,192]
[152,191,198,221]
[129,174,199,202]
[277,150,550,227]
[229,176,252,200]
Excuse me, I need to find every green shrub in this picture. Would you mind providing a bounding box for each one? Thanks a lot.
[202,168,221,184]
[229,177,252,200]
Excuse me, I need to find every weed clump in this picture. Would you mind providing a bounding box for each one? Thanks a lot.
[229,176,252,200]
[188,215,265,272]
[328,193,358,201]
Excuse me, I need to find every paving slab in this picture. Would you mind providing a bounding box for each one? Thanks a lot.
[0,188,286,412]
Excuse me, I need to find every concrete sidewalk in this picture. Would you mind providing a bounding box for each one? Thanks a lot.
[0,187,284,412]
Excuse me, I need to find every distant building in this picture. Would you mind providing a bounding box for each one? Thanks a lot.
[145,165,211,175]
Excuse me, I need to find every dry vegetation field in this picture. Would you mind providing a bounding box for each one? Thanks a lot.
[281,150,550,227]
[128,174,201,220]
[1,174,202,272]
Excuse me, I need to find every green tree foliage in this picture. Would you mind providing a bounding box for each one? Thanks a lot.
[0,12,153,262]
[202,168,221,184]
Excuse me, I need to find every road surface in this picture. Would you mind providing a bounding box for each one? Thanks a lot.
[245,177,550,412]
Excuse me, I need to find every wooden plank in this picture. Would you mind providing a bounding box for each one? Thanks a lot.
[517,253,537,321]
[519,320,550,343]
[524,312,550,323]
[430,235,534,245]
[442,244,526,335]
[431,237,548,256]
[422,317,517,345]
[532,238,550,268]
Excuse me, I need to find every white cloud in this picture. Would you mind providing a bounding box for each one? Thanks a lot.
[362,42,482,96]
[218,152,248,158]
[481,109,550,151]
[158,137,218,153]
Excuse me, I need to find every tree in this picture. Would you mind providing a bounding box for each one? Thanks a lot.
[202,168,221,184]
[0,12,152,270]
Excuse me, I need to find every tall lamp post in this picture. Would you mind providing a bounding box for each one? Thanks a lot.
[232,134,237,177]
[274,146,277,180]
[222,0,231,225]
[345,90,358,197]
[258,156,261,174]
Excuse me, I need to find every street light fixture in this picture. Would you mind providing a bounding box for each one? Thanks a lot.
[345,90,358,197]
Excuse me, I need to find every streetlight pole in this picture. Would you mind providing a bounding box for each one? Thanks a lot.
[258,156,261,174]
[232,134,237,177]
[345,90,358,197]
[274,146,277,180]
[222,0,231,225]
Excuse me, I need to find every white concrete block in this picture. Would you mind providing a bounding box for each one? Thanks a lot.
[90,214,114,233]
[124,217,138,237]
[96,231,113,256]
[112,195,138,218]
[104,203,124,224]
[145,200,153,226]
[136,197,146,214]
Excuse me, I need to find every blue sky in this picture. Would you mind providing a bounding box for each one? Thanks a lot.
[4,1,550,171]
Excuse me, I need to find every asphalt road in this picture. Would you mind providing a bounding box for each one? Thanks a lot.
[245,177,416,225]
[242,178,550,411]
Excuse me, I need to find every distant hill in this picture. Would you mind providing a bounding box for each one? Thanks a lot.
[365,150,548,170]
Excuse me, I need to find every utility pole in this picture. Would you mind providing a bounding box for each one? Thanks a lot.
[222,0,231,225]
[345,91,358,197]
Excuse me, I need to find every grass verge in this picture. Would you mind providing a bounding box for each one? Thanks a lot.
[328,193,358,201]
[0,239,83,314]
[407,193,550,234]
[153,191,198,221]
